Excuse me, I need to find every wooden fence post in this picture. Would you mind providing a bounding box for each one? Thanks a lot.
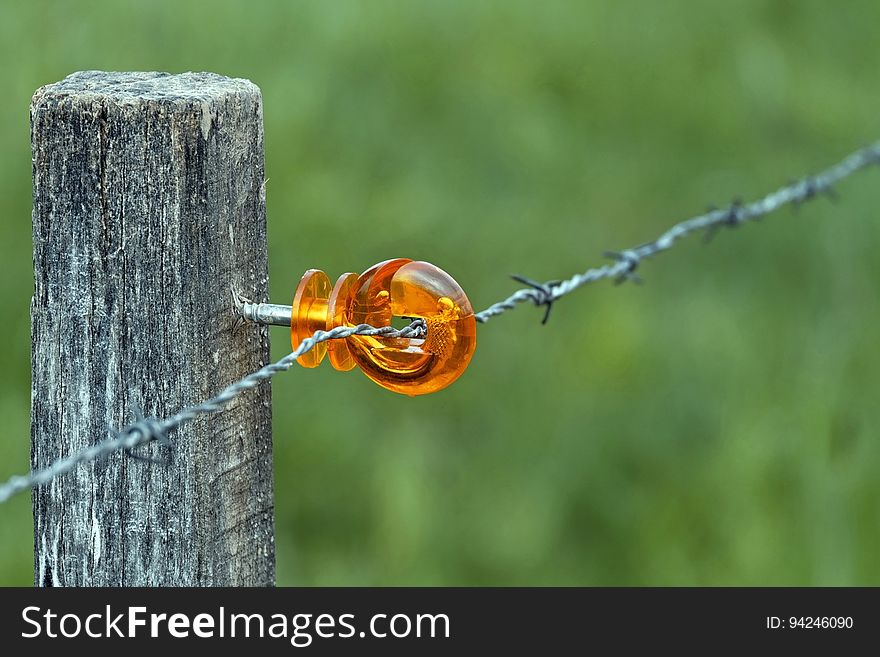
[30,71,275,586]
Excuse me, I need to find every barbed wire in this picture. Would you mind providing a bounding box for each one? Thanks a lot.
[0,320,426,503]
[1,141,878,504]
[476,140,880,323]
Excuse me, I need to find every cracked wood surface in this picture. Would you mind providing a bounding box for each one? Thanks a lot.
[30,71,275,586]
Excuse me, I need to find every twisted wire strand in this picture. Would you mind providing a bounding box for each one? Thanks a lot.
[1,141,878,503]
[0,321,426,503]
[475,141,880,322]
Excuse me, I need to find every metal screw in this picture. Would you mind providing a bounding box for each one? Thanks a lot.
[232,289,292,327]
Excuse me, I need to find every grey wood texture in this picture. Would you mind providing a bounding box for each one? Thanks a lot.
[31,71,274,586]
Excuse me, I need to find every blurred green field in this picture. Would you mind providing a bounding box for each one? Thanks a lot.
[1,0,879,586]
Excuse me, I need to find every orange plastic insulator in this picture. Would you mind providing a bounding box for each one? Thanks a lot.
[290,269,332,368]
[290,259,477,396]
[326,272,358,372]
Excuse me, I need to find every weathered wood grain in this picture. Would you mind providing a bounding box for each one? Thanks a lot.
[31,71,274,586]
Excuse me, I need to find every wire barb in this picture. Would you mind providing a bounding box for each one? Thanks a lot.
[124,403,172,466]
[603,250,643,285]
[509,275,560,324]
[1,140,879,503]
[703,198,744,243]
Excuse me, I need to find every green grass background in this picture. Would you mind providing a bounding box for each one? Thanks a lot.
[1,0,878,585]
